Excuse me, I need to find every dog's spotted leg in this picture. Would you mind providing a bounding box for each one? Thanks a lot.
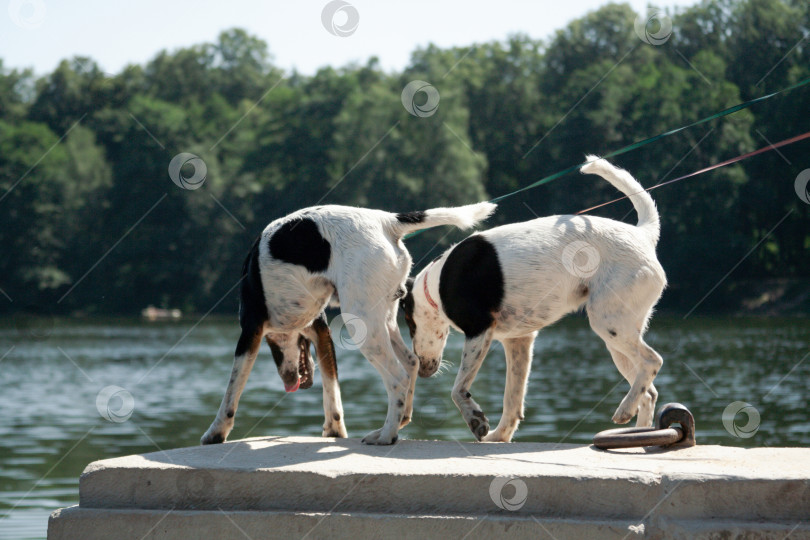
[309,314,347,438]
[452,327,495,441]
[388,316,419,428]
[359,333,411,444]
[201,325,264,445]
[482,332,536,442]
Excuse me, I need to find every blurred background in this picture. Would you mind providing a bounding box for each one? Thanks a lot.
[1,0,808,315]
[1,0,808,538]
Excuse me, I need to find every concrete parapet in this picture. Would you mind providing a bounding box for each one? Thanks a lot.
[48,436,810,539]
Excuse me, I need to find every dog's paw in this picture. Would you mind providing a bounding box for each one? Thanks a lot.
[612,400,637,424]
[322,411,348,438]
[200,431,226,445]
[361,427,399,445]
[481,429,511,443]
[322,423,348,438]
[201,419,233,445]
[468,410,490,441]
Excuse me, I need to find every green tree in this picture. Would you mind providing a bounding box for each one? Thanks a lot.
[0,121,110,310]
[1,2,807,315]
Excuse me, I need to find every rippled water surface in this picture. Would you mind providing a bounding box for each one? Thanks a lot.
[0,315,808,539]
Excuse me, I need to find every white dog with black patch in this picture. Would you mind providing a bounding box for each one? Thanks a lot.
[401,156,666,442]
[201,202,495,446]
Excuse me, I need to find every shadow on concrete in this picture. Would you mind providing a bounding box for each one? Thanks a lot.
[136,434,701,480]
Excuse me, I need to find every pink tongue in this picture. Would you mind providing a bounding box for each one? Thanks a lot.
[284,379,300,393]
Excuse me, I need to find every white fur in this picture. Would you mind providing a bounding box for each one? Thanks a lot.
[407,157,666,442]
[201,202,495,446]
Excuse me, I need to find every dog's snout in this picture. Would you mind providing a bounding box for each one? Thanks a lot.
[417,356,440,378]
[280,370,300,392]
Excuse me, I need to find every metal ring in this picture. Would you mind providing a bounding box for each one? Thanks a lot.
[593,426,683,449]
[592,402,697,450]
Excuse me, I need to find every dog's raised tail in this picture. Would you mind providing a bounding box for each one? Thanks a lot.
[580,155,660,245]
[391,201,497,237]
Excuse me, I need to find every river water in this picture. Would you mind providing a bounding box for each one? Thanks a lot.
[0,315,808,539]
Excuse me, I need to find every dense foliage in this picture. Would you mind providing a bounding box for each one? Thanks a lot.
[1,0,808,315]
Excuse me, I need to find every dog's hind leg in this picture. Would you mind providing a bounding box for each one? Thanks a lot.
[201,324,264,445]
[638,380,658,427]
[610,338,662,425]
[359,336,411,445]
[308,314,348,438]
[588,286,663,426]
[388,316,419,428]
[482,332,536,442]
[603,344,657,426]
[452,327,495,441]
[344,303,410,445]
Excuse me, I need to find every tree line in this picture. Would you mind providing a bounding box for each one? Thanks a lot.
[1,0,808,316]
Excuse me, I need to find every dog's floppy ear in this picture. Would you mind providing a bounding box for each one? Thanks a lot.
[400,279,416,340]
[401,278,415,312]
[311,312,338,381]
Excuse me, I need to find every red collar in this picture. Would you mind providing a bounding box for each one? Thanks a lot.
[423,261,439,311]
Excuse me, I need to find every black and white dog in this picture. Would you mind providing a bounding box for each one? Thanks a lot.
[402,156,666,442]
[201,202,495,446]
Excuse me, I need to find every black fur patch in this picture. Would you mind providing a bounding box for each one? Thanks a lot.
[266,337,284,368]
[207,433,224,444]
[236,237,269,356]
[312,312,338,379]
[396,211,426,224]
[439,235,504,337]
[268,217,331,273]
[401,278,416,338]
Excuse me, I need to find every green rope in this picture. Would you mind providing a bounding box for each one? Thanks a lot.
[490,74,810,203]
[404,75,810,240]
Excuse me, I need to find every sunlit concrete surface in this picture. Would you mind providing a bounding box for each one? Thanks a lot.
[48,436,810,539]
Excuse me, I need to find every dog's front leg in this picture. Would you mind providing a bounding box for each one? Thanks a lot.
[452,327,495,441]
[201,325,264,445]
[481,333,536,442]
[310,315,348,438]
